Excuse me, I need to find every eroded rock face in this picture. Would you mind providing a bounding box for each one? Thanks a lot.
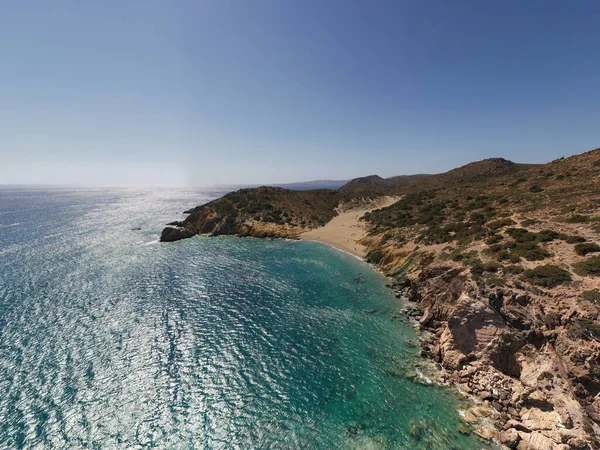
[159,226,195,242]
[392,260,600,449]
[498,428,519,448]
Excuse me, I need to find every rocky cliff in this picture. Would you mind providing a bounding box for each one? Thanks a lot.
[160,185,383,242]
[360,148,600,449]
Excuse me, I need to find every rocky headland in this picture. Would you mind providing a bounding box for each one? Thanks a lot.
[161,148,600,449]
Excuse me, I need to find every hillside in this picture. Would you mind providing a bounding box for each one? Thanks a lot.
[161,187,341,241]
[160,148,600,448]
[339,174,388,192]
[360,149,600,449]
[400,158,536,192]
[160,183,386,242]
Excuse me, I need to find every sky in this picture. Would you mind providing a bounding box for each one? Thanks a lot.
[1,0,599,186]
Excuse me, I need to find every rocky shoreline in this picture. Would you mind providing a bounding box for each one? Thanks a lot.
[378,251,600,450]
[159,229,600,450]
[159,229,522,447]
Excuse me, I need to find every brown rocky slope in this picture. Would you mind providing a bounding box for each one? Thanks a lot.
[361,148,600,449]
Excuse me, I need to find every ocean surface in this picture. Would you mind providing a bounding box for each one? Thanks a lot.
[0,186,490,449]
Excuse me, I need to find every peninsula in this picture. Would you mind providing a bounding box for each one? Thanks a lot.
[161,148,600,449]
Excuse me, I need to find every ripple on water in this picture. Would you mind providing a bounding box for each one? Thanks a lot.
[0,187,494,449]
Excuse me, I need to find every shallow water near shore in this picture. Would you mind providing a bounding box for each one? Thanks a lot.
[0,187,491,449]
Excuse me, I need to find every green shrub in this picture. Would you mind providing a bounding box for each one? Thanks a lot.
[366,249,384,264]
[483,261,502,272]
[521,219,540,227]
[487,218,516,231]
[380,232,393,244]
[564,214,590,223]
[470,263,484,278]
[508,241,551,261]
[486,276,507,287]
[485,234,503,245]
[506,228,537,242]
[530,185,544,193]
[508,253,522,263]
[555,174,565,180]
[573,256,600,276]
[505,265,524,275]
[521,247,552,261]
[569,318,600,340]
[536,229,560,242]
[582,290,600,302]
[523,265,572,288]
[470,212,486,223]
[446,249,481,266]
[574,243,600,256]
[213,201,235,215]
[563,235,587,244]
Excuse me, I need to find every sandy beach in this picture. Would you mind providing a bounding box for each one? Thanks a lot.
[300,196,398,258]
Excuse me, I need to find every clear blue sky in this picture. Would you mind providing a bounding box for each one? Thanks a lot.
[1,1,599,186]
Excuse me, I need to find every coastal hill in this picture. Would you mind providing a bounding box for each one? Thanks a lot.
[160,157,534,242]
[339,173,430,193]
[161,148,600,449]
[339,174,388,192]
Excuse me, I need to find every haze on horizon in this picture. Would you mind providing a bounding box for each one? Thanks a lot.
[1,1,599,187]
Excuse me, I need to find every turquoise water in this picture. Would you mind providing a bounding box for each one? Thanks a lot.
[0,187,490,449]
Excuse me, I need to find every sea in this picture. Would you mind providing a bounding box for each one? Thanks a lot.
[0,186,492,449]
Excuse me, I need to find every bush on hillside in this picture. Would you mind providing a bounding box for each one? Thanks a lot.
[583,290,600,303]
[536,229,560,242]
[522,265,572,288]
[568,318,600,340]
[521,219,540,227]
[564,214,590,223]
[487,218,515,231]
[485,234,503,245]
[504,265,524,275]
[563,235,587,244]
[573,256,600,276]
[574,243,600,256]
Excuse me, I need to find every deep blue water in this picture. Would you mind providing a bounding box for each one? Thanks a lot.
[0,187,489,449]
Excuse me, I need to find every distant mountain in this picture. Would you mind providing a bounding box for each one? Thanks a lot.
[271,179,348,190]
[384,174,429,187]
[400,158,537,193]
[339,175,387,192]
[339,174,430,193]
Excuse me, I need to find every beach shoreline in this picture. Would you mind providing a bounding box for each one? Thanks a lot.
[299,195,398,258]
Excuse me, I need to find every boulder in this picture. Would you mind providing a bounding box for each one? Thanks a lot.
[497,428,520,449]
[159,226,195,242]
